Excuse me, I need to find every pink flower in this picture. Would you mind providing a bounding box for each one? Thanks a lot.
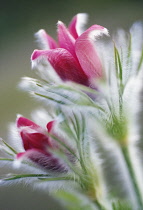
[31,13,108,86]
[16,116,67,172]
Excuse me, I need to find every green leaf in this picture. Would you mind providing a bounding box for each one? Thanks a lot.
[0,138,17,155]
[47,132,79,161]
[72,113,88,173]
[34,86,104,111]
[0,158,14,161]
[54,190,96,210]
[137,48,143,72]
[112,201,132,210]
[59,112,78,142]
[38,176,73,182]
[114,44,123,82]
[20,77,105,112]
[105,113,128,144]
[114,44,124,95]
[126,34,132,68]
[1,173,51,181]
[48,149,81,177]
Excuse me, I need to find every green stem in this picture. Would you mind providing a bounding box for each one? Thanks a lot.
[94,200,107,210]
[3,174,50,181]
[38,176,74,181]
[121,147,143,209]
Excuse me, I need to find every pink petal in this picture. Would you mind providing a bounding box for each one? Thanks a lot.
[20,130,50,151]
[68,13,88,39]
[17,116,51,150]
[47,120,55,132]
[17,116,40,129]
[35,29,58,49]
[46,120,61,149]
[75,25,108,79]
[57,21,77,59]
[17,152,25,159]
[31,49,89,85]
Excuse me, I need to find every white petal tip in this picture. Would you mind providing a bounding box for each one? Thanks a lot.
[103,28,109,36]
[76,13,88,36]
[16,114,23,119]
[35,29,45,35]
[57,20,61,24]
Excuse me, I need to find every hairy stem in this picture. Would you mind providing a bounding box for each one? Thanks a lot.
[121,147,143,209]
[94,200,107,210]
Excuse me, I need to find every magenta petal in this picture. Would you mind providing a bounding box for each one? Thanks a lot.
[36,29,58,49]
[31,49,43,60]
[17,116,51,150]
[68,13,88,39]
[17,152,25,159]
[57,21,77,59]
[47,120,55,132]
[32,49,89,85]
[20,130,50,151]
[75,25,108,79]
[17,116,40,129]
[68,15,78,39]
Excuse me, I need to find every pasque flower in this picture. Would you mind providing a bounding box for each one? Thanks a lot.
[16,116,67,172]
[31,14,108,86]
[0,12,143,210]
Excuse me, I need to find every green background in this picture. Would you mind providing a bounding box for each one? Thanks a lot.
[0,0,143,209]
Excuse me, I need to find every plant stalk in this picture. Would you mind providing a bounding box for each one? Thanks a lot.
[94,200,107,210]
[121,146,143,209]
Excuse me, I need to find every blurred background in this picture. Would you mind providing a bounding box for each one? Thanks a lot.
[0,0,143,209]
